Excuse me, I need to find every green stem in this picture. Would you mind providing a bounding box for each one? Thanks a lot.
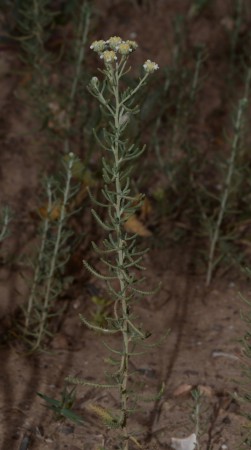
[194,399,200,450]
[113,63,129,450]
[122,73,148,104]
[64,0,91,154]
[69,1,90,107]
[25,181,52,331]
[34,156,74,350]
[206,70,250,286]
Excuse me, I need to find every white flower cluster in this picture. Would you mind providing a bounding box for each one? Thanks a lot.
[90,36,138,64]
[90,37,159,72]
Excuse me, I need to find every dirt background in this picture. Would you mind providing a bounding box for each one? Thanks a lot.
[1,1,251,449]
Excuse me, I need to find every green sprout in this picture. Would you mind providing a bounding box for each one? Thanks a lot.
[37,385,84,424]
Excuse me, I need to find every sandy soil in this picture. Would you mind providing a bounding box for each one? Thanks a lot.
[1,1,251,449]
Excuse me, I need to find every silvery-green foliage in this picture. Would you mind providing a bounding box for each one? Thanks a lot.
[206,68,251,286]
[22,153,81,352]
[66,37,159,450]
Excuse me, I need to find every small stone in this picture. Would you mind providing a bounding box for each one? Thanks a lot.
[171,433,197,450]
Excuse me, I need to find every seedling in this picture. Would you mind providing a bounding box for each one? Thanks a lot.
[38,385,84,424]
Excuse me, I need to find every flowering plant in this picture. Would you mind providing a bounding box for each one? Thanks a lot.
[67,36,159,450]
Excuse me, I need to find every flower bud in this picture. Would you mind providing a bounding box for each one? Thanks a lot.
[90,76,99,90]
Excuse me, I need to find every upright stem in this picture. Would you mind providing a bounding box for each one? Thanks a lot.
[69,1,90,107]
[25,181,52,330]
[34,156,74,350]
[206,70,250,286]
[64,0,91,154]
[113,64,129,450]
[86,37,159,448]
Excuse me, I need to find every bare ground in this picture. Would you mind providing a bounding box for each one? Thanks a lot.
[1,1,251,449]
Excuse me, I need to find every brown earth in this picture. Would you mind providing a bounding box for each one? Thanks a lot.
[1,1,251,449]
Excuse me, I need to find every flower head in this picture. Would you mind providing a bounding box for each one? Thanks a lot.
[143,59,159,74]
[125,40,138,51]
[100,50,117,64]
[90,40,106,53]
[117,42,132,56]
[107,36,122,50]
